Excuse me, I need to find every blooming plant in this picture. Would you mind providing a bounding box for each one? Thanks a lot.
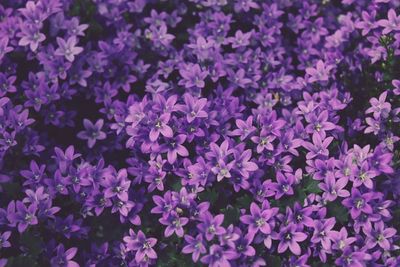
[0,0,399,266]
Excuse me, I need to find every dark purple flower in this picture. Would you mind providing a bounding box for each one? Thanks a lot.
[342,188,375,219]
[182,234,206,262]
[363,221,396,250]
[200,244,238,267]
[124,230,157,262]
[7,201,38,233]
[378,9,400,34]
[50,244,79,267]
[197,212,225,241]
[0,231,11,249]
[55,36,83,62]
[159,211,189,237]
[240,202,277,239]
[273,224,307,255]
[77,119,106,148]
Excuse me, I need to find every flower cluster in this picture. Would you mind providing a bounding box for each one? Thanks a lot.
[0,0,399,266]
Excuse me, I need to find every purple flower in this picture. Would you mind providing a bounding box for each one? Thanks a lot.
[240,202,277,238]
[0,37,13,61]
[330,227,356,251]
[319,173,349,201]
[159,211,189,237]
[363,221,396,250]
[310,218,336,250]
[342,188,375,219]
[197,212,225,241]
[302,133,334,160]
[77,119,106,148]
[271,172,295,199]
[182,234,207,262]
[334,247,372,267]
[149,113,173,142]
[355,11,379,36]
[200,244,238,267]
[50,245,79,267]
[305,110,336,136]
[306,60,333,83]
[0,231,11,248]
[161,134,189,164]
[378,9,400,34]
[229,116,256,141]
[18,24,46,52]
[273,224,307,255]
[176,93,208,123]
[365,91,391,119]
[7,201,38,233]
[101,168,131,201]
[124,230,157,262]
[179,64,208,88]
[55,37,83,62]
[393,79,400,95]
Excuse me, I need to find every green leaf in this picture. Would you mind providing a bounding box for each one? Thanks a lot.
[236,194,252,209]
[6,256,39,267]
[19,231,44,257]
[199,188,219,205]
[327,200,348,224]
[303,175,322,194]
[221,206,240,226]
[266,255,282,267]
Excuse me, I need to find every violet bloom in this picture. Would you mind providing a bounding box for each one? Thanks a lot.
[272,172,295,199]
[149,113,173,142]
[330,227,356,251]
[310,218,336,250]
[351,161,376,189]
[233,148,258,178]
[302,133,334,159]
[179,64,208,88]
[363,221,396,250]
[240,202,277,239]
[0,37,13,61]
[365,91,391,119]
[161,134,189,164]
[101,168,131,201]
[50,245,79,267]
[125,230,157,263]
[355,11,379,36]
[342,188,374,219]
[182,234,207,262]
[0,231,11,248]
[200,244,238,267]
[251,130,276,153]
[20,160,46,186]
[229,116,256,141]
[77,119,106,148]
[7,201,38,233]
[273,224,307,255]
[334,247,372,267]
[378,9,400,34]
[305,110,336,136]
[55,36,83,62]
[176,93,208,123]
[18,24,46,52]
[319,173,349,201]
[235,234,256,257]
[159,211,189,237]
[393,79,400,95]
[197,212,225,241]
[305,60,333,83]
[364,117,381,135]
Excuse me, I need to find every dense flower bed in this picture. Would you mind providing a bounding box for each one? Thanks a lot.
[0,0,400,266]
